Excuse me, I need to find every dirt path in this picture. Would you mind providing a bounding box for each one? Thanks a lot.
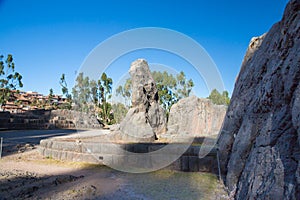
[0,150,126,199]
[0,149,228,200]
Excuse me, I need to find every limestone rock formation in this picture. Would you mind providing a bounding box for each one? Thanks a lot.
[167,96,227,137]
[119,59,167,142]
[218,1,300,199]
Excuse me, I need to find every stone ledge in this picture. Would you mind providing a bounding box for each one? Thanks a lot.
[39,139,218,173]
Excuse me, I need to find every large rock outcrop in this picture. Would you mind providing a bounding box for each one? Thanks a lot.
[218,1,300,199]
[167,96,227,137]
[119,59,167,142]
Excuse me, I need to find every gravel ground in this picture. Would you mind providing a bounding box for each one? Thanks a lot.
[0,149,229,200]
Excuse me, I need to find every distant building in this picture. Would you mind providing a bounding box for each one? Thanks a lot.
[1,90,68,113]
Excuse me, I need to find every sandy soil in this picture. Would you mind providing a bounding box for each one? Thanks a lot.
[0,147,229,200]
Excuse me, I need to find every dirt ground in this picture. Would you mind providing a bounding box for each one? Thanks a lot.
[0,146,229,199]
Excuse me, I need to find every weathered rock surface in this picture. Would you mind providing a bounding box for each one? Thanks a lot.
[167,96,227,137]
[119,59,167,142]
[218,1,300,199]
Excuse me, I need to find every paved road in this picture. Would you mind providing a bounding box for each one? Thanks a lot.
[0,129,78,157]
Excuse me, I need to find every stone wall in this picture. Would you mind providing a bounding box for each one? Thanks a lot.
[39,138,218,173]
[0,109,102,130]
[50,110,102,129]
[0,111,49,130]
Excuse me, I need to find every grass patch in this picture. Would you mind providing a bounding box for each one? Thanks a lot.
[125,170,219,200]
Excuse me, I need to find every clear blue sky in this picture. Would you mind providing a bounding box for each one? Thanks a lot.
[0,0,288,97]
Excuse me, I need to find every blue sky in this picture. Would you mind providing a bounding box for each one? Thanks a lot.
[0,0,288,97]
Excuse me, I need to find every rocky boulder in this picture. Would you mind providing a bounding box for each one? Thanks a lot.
[167,96,227,138]
[119,59,167,142]
[218,1,300,199]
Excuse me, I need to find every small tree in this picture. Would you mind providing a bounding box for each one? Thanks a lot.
[72,72,91,112]
[176,71,194,99]
[207,89,230,105]
[48,88,54,105]
[116,85,124,100]
[0,54,23,109]
[112,103,128,123]
[222,90,230,105]
[116,79,132,107]
[98,73,113,124]
[59,73,72,109]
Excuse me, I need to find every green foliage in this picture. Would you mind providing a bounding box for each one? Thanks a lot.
[72,72,114,125]
[153,71,177,113]
[100,73,113,102]
[207,89,230,105]
[153,71,194,113]
[99,102,115,125]
[98,73,113,124]
[47,88,56,109]
[175,71,195,99]
[48,88,53,101]
[116,71,194,115]
[0,54,23,108]
[59,73,72,109]
[112,103,128,123]
[72,72,91,112]
[59,74,72,100]
[116,79,131,107]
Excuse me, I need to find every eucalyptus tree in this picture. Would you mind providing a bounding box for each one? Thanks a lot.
[59,73,72,109]
[116,70,194,115]
[207,89,230,105]
[0,54,23,109]
[72,72,114,125]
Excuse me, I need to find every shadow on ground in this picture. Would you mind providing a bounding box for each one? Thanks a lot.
[0,156,225,200]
